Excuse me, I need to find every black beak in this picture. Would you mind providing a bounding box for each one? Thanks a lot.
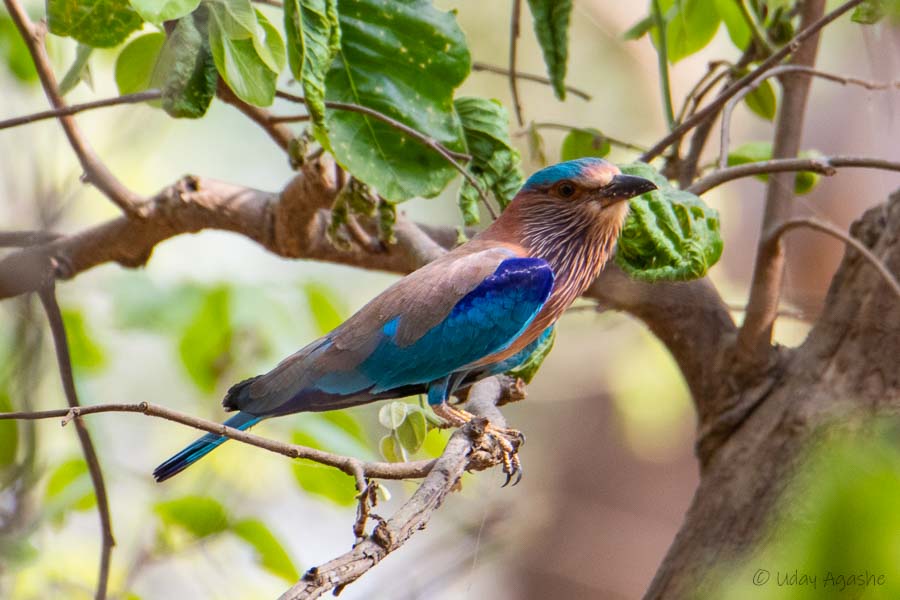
[598,173,657,201]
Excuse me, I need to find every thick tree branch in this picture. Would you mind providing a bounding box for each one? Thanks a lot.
[279,377,514,600]
[0,90,162,131]
[639,0,865,162]
[736,0,827,372]
[2,0,145,217]
[37,281,114,600]
[687,156,900,196]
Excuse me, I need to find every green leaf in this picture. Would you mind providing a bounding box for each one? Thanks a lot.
[291,430,359,505]
[231,519,300,583]
[526,0,573,100]
[615,162,723,282]
[507,326,556,384]
[207,0,278,106]
[727,142,821,195]
[44,458,97,524]
[284,0,340,145]
[454,97,524,225]
[116,33,166,95]
[129,0,200,24]
[396,408,427,453]
[151,9,218,118]
[0,15,38,82]
[0,392,18,468]
[320,410,368,447]
[713,0,751,49]
[325,0,470,201]
[525,121,548,167]
[379,434,404,462]
[378,401,407,430]
[852,0,900,23]
[177,285,233,393]
[560,127,611,161]
[252,9,286,75]
[155,496,230,538]
[744,79,776,121]
[61,308,106,373]
[666,0,721,63]
[421,427,450,458]
[47,0,144,48]
[58,44,94,96]
[303,283,344,335]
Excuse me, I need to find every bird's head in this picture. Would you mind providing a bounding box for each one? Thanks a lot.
[489,158,657,258]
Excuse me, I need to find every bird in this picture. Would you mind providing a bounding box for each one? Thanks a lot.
[153,157,656,484]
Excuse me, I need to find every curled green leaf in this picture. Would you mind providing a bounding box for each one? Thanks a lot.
[151,9,218,118]
[560,127,611,161]
[615,162,723,282]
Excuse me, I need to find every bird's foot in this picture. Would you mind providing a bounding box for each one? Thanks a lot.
[431,403,525,486]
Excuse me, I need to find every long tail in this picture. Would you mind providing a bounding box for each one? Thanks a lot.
[153,411,261,482]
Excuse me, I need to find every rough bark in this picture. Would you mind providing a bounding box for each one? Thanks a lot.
[644,190,900,599]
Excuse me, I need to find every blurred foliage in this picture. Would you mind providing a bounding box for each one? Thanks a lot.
[60,308,106,374]
[560,127,611,162]
[525,0,573,100]
[709,425,900,599]
[178,285,233,394]
[44,458,97,525]
[0,14,38,82]
[0,391,18,469]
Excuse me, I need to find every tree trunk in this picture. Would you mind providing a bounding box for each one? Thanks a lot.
[645,190,900,598]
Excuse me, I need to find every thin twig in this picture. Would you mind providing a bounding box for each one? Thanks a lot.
[0,90,162,131]
[471,62,592,100]
[218,82,294,152]
[675,61,730,125]
[738,0,774,54]
[522,122,648,153]
[640,0,866,162]
[3,0,145,217]
[0,401,436,480]
[736,0,827,370]
[718,65,900,168]
[37,280,114,600]
[508,0,524,126]
[268,114,312,124]
[764,217,900,303]
[275,91,500,218]
[688,156,900,195]
[651,0,675,130]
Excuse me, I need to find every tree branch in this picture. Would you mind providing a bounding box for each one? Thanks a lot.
[0,90,162,131]
[639,0,865,162]
[2,0,145,217]
[0,400,437,480]
[279,377,514,600]
[508,0,524,126]
[471,62,592,100]
[765,217,900,302]
[217,82,295,152]
[687,156,900,196]
[718,65,900,169]
[37,281,114,600]
[735,0,827,372]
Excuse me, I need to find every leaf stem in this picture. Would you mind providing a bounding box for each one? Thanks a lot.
[651,0,676,130]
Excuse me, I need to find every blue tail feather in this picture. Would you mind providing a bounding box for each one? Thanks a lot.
[153,412,261,482]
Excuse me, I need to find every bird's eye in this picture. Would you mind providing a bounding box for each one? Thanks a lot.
[557,182,576,198]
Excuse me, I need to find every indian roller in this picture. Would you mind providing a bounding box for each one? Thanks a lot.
[154,158,656,483]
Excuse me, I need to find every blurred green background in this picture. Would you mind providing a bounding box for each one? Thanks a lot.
[1,1,899,598]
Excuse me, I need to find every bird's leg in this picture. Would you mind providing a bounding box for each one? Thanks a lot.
[431,400,525,486]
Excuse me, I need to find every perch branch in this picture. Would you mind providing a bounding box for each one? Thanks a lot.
[2,0,145,217]
[639,0,866,162]
[0,90,162,131]
[736,0,827,371]
[279,377,514,600]
[687,156,900,196]
[0,401,436,480]
[37,281,114,600]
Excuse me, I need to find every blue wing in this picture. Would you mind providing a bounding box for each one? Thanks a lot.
[354,257,554,393]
